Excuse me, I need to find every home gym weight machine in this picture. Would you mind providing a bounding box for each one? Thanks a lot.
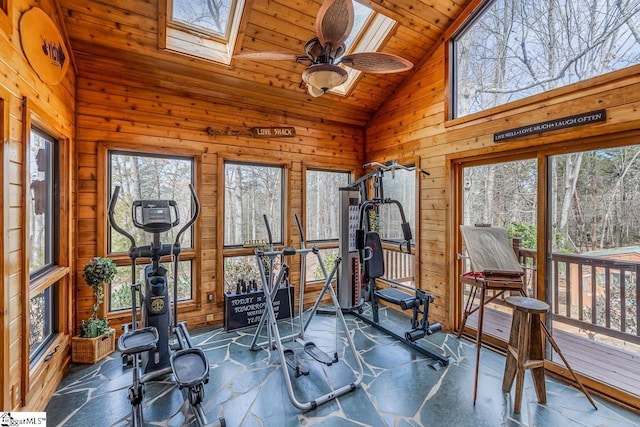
[338,161,454,370]
[249,214,364,411]
[108,185,224,427]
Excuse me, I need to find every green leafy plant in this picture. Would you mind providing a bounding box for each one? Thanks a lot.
[81,257,117,338]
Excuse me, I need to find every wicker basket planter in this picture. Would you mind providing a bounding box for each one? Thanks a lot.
[71,328,115,364]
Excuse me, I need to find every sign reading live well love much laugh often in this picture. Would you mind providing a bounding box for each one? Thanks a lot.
[19,8,69,85]
[494,110,606,142]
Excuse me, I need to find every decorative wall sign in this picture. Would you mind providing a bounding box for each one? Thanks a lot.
[494,110,606,142]
[19,8,69,85]
[206,127,244,137]
[224,286,294,331]
[250,127,296,138]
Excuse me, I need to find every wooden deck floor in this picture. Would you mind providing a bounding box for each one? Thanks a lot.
[463,306,640,399]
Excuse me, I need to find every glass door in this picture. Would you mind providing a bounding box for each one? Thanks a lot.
[459,158,538,343]
[547,145,640,396]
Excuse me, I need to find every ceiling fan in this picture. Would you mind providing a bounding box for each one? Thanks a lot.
[234,0,413,97]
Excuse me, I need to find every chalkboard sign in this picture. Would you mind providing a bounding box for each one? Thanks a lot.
[224,286,294,331]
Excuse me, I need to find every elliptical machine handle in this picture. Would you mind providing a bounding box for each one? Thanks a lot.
[174,184,200,246]
[263,214,274,250]
[294,214,306,247]
[108,186,136,249]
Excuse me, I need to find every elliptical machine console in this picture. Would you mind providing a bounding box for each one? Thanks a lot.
[108,185,224,427]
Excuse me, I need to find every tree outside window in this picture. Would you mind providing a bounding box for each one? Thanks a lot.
[453,0,640,118]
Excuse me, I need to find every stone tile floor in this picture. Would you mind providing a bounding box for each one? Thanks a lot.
[46,306,640,426]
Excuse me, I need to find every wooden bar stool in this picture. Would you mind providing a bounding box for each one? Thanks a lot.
[502,296,548,413]
[502,296,598,414]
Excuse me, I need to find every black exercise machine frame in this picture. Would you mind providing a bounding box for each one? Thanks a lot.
[345,161,454,370]
[108,185,224,427]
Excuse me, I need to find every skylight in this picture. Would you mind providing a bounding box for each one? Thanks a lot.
[160,0,244,65]
[170,0,234,41]
[332,3,397,96]
[344,2,374,49]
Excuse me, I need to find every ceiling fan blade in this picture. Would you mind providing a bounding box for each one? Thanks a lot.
[339,52,414,74]
[316,0,354,49]
[234,51,300,61]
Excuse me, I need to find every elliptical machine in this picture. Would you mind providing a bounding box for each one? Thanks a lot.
[108,184,224,427]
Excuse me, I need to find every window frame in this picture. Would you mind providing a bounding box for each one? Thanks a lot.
[167,0,239,42]
[222,160,286,248]
[444,0,640,125]
[219,157,288,298]
[98,144,202,318]
[158,0,247,65]
[303,166,352,284]
[375,160,419,288]
[304,167,351,243]
[0,87,9,409]
[28,127,60,279]
[21,97,71,402]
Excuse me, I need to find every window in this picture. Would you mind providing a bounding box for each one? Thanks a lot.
[451,0,640,118]
[161,0,246,64]
[305,169,349,281]
[306,169,350,241]
[223,162,284,246]
[379,167,415,243]
[332,3,398,96]
[108,152,195,310]
[377,167,416,286]
[222,162,284,291]
[29,284,58,363]
[28,127,59,363]
[170,0,236,40]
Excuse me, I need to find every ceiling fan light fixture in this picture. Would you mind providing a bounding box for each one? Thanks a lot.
[302,64,348,93]
[307,84,325,97]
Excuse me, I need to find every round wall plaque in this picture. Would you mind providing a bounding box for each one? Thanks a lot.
[19,8,70,85]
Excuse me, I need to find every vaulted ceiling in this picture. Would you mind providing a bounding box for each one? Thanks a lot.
[58,0,471,126]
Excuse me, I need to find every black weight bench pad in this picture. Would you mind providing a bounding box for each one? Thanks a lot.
[375,288,414,306]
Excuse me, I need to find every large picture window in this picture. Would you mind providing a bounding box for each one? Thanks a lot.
[379,167,415,244]
[223,162,284,246]
[451,0,640,118]
[222,162,284,292]
[305,169,350,281]
[376,167,417,286]
[28,127,59,363]
[108,152,195,311]
[306,169,350,241]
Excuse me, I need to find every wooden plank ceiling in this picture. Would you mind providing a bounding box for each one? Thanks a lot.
[58,0,470,127]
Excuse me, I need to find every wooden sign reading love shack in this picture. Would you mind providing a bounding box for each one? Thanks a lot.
[19,8,70,85]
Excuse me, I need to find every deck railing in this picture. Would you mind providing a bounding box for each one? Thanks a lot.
[382,245,414,286]
[511,239,640,346]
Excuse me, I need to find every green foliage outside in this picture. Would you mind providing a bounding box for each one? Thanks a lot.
[506,222,536,249]
[109,262,192,311]
[313,252,338,280]
[224,257,261,293]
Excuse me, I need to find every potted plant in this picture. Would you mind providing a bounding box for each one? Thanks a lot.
[71,257,117,363]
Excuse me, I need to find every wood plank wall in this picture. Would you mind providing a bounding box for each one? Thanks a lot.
[364,39,640,408]
[74,53,364,335]
[0,0,76,411]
